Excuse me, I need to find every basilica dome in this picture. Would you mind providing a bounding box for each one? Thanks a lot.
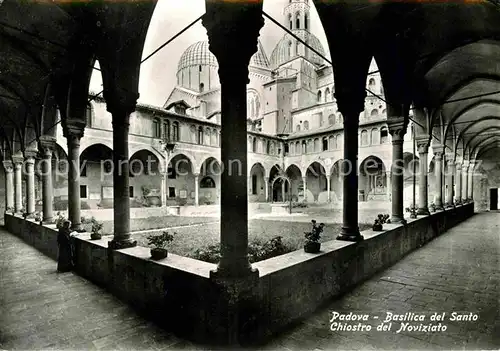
[270,32,325,69]
[177,40,270,74]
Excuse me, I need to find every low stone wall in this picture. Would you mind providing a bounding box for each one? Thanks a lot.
[4,203,474,345]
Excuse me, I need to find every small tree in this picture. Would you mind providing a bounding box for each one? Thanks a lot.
[147,231,175,249]
[304,219,325,243]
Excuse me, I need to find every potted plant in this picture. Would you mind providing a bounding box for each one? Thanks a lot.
[373,214,390,231]
[304,220,324,253]
[55,212,67,229]
[6,206,14,214]
[90,217,104,240]
[429,202,436,212]
[34,211,42,223]
[372,219,383,231]
[147,231,175,260]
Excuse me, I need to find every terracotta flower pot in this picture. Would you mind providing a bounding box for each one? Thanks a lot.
[151,248,168,260]
[90,233,102,240]
[304,241,321,253]
[372,224,383,231]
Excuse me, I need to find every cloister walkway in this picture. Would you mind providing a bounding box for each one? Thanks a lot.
[0,212,498,350]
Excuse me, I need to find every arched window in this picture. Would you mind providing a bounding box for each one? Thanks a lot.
[337,113,343,124]
[319,114,324,126]
[197,126,204,144]
[328,135,334,150]
[270,142,275,155]
[304,13,309,30]
[380,127,389,144]
[337,134,343,149]
[371,128,380,144]
[295,12,300,29]
[290,142,295,155]
[382,109,386,116]
[200,177,216,188]
[368,78,376,87]
[314,138,320,152]
[370,109,379,117]
[295,141,301,155]
[172,122,179,141]
[295,40,300,56]
[325,87,330,102]
[190,125,196,142]
[303,121,309,130]
[322,137,328,151]
[328,114,335,125]
[288,41,292,58]
[331,86,335,100]
[153,118,161,138]
[288,13,292,30]
[317,90,322,103]
[307,139,313,153]
[163,120,170,140]
[266,140,270,154]
[205,127,211,145]
[252,137,257,153]
[296,124,301,132]
[211,128,217,145]
[361,130,369,146]
[199,83,204,92]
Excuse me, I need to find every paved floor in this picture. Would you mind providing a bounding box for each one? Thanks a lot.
[0,212,498,350]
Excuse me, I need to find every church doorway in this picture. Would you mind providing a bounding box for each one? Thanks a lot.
[490,188,498,211]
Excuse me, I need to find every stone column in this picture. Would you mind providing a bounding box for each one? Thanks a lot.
[281,181,286,202]
[326,174,331,203]
[433,147,444,211]
[39,137,56,223]
[264,176,269,202]
[455,162,462,204]
[388,118,407,224]
[386,171,391,201]
[467,161,474,201]
[105,95,139,250]
[336,90,365,241]
[302,176,307,202]
[462,161,469,203]
[12,154,23,215]
[445,157,455,208]
[64,122,85,231]
[416,141,430,215]
[203,5,263,278]
[24,151,37,218]
[161,170,168,207]
[3,161,14,213]
[194,173,200,206]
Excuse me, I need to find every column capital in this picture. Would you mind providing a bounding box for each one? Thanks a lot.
[63,119,85,139]
[462,160,470,170]
[39,136,57,156]
[387,117,407,142]
[24,149,38,161]
[103,89,139,116]
[432,145,445,159]
[202,0,264,86]
[3,160,13,172]
[334,88,366,117]
[416,139,429,154]
[12,153,24,165]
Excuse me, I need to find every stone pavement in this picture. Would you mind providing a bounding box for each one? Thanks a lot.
[259,211,500,350]
[0,212,498,350]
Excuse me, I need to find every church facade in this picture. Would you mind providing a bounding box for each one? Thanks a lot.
[48,0,419,210]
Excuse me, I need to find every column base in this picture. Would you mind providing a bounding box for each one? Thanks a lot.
[417,208,430,216]
[337,227,364,242]
[43,217,54,224]
[445,203,455,209]
[435,205,444,211]
[390,216,407,225]
[108,238,137,250]
[211,257,257,280]
[24,213,35,220]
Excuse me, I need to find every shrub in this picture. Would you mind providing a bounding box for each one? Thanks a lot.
[54,200,68,211]
[190,236,295,264]
[90,217,103,235]
[55,212,67,229]
[147,231,175,249]
[304,220,325,243]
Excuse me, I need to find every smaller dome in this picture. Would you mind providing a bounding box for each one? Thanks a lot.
[177,41,217,73]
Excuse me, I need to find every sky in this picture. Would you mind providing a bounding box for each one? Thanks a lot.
[89,0,330,106]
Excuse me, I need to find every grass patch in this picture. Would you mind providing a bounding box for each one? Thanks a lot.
[131,220,371,263]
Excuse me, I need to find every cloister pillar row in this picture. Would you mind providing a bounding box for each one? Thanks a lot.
[3,160,14,212]
[433,146,444,211]
[387,118,407,224]
[462,160,469,203]
[203,3,264,278]
[194,173,200,206]
[336,90,365,241]
[264,176,269,202]
[467,160,474,201]
[416,140,430,215]
[64,121,85,231]
[455,161,462,204]
[326,174,331,203]
[302,176,307,202]
[445,156,455,208]
[39,136,56,223]
[12,153,23,215]
[106,93,139,250]
[24,149,37,218]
